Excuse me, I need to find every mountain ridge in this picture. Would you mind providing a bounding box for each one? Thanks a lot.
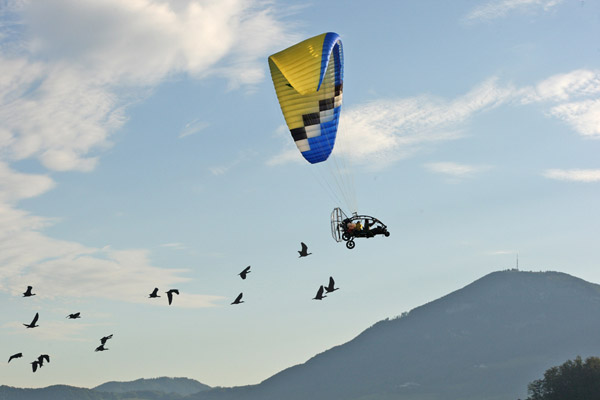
[93,376,210,395]
[2,270,599,400]
[188,269,600,400]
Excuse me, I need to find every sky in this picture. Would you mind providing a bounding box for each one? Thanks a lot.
[1,0,599,390]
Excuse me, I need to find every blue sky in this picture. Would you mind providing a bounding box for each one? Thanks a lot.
[1,0,599,389]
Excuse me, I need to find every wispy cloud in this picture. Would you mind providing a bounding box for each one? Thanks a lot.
[548,100,600,138]
[269,77,518,168]
[543,169,600,182]
[209,148,258,175]
[0,235,222,307]
[523,69,600,103]
[1,0,293,173]
[160,242,187,250]
[0,162,56,203]
[523,69,600,138]
[488,250,518,255]
[463,0,563,23]
[269,69,600,169]
[425,162,491,180]
[0,0,293,305]
[179,119,209,138]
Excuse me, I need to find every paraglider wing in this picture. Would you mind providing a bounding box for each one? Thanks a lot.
[268,32,343,164]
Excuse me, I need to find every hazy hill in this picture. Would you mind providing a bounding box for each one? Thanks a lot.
[0,384,116,400]
[189,270,600,400]
[0,377,209,400]
[94,377,210,396]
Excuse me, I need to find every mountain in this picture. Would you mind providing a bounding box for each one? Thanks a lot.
[0,377,209,400]
[188,270,600,400]
[94,377,210,396]
[2,270,599,400]
[0,385,115,400]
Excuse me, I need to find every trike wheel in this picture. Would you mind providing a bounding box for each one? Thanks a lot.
[346,240,356,249]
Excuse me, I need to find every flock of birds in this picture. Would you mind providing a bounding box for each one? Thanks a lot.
[9,286,115,374]
[8,242,338,374]
[144,242,336,306]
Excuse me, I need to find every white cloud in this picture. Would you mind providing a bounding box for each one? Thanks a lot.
[523,69,600,103]
[269,68,599,171]
[0,162,55,203]
[425,162,491,179]
[543,169,600,182]
[548,99,600,138]
[1,0,292,173]
[463,0,563,23]
[21,0,290,87]
[0,223,221,307]
[0,59,125,171]
[266,148,304,166]
[522,70,600,137]
[0,0,291,305]
[269,78,517,168]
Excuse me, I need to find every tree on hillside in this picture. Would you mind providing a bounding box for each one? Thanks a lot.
[525,356,600,400]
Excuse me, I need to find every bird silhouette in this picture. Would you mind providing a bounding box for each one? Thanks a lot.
[166,289,179,305]
[298,242,312,257]
[37,354,50,367]
[100,334,113,345]
[23,286,35,297]
[148,287,160,298]
[231,292,244,305]
[95,344,108,352]
[313,285,326,300]
[8,353,22,363]
[31,360,40,373]
[23,312,39,328]
[324,276,339,293]
[66,312,81,319]
[238,266,251,280]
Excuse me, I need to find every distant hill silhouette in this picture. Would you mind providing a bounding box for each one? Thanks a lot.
[189,270,600,400]
[2,270,599,400]
[94,377,210,396]
[0,377,209,400]
[0,385,116,400]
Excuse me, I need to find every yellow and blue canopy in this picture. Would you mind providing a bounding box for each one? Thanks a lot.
[268,32,343,164]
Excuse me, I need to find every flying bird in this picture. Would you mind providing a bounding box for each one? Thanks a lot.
[66,312,81,319]
[23,286,36,297]
[324,276,339,293]
[95,344,108,352]
[148,288,160,298]
[23,312,39,328]
[238,266,251,280]
[231,292,244,305]
[31,360,40,373]
[166,289,179,305]
[8,353,22,363]
[100,334,113,345]
[298,242,312,258]
[37,354,50,367]
[313,285,326,300]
